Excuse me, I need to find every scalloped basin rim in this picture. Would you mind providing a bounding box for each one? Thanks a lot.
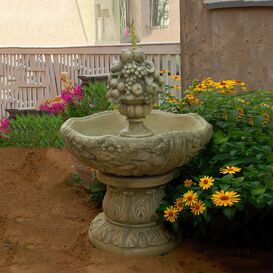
[62,110,210,138]
[61,110,213,176]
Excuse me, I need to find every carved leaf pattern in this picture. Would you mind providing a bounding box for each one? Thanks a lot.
[107,191,126,220]
[90,213,173,248]
[61,112,213,176]
[131,197,147,222]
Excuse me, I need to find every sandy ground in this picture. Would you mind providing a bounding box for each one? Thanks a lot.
[0,148,272,273]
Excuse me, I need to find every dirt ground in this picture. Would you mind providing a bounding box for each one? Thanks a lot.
[0,148,272,273]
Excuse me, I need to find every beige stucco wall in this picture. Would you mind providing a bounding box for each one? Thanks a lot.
[130,0,180,43]
[180,0,273,90]
[77,0,96,44]
[0,0,95,46]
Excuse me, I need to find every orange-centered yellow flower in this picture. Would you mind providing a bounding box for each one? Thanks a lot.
[164,206,179,222]
[199,176,214,190]
[182,190,198,206]
[184,179,193,188]
[220,166,241,175]
[211,190,240,207]
[160,69,169,74]
[190,200,206,215]
[170,75,181,81]
[174,197,184,212]
[171,85,181,90]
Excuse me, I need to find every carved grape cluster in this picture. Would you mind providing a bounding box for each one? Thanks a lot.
[107,48,164,106]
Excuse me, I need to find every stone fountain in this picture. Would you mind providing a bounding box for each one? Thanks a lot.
[61,46,212,255]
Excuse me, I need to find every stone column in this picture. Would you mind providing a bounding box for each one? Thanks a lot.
[89,172,177,255]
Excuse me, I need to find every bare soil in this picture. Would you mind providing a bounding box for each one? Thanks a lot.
[0,148,272,273]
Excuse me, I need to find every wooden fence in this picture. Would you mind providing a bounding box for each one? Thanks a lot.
[0,42,181,117]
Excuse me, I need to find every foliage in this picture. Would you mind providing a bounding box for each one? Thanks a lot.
[88,181,106,205]
[39,81,111,119]
[129,19,138,49]
[0,114,64,148]
[158,79,273,247]
[60,81,111,119]
[0,81,111,148]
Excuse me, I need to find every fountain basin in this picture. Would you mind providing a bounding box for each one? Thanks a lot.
[61,110,212,177]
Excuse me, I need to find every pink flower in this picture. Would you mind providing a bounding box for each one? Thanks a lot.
[0,118,10,139]
[39,103,50,111]
[61,85,83,103]
[124,26,130,38]
[74,85,84,99]
[61,90,74,103]
[0,118,9,130]
[49,102,65,114]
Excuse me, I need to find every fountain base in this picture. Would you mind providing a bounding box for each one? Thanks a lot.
[89,172,177,255]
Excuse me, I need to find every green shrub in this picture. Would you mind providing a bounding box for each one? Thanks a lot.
[158,88,273,248]
[0,81,112,148]
[2,114,64,148]
[61,80,111,119]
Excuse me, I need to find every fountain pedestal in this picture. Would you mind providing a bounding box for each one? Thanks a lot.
[89,172,177,255]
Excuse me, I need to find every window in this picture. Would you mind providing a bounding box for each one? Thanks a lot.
[204,0,273,9]
[120,0,130,41]
[150,0,169,29]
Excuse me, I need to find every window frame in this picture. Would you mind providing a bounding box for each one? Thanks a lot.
[150,0,170,29]
[204,0,273,9]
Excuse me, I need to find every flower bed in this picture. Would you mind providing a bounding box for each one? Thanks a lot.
[0,81,111,147]
[157,78,273,248]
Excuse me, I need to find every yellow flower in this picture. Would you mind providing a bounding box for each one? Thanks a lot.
[248,118,254,126]
[261,103,270,108]
[174,197,184,212]
[235,98,246,104]
[184,94,199,104]
[182,190,198,206]
[262,112,271,126]
[212,190,240,207]
[199,176,214,190]
[220,166,241,175]
[184,179,193,188]
[171,85,181,90]
[170,75,182,81]
[237,109,245,119]
[160,69,169,74]
[222,112,228,120]
[167,98,179,104]
[192,78,247,93]
[191,200,206,215]
[164,206,179,222]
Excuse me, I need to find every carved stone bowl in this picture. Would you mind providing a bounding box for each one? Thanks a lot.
[61,110,213,176]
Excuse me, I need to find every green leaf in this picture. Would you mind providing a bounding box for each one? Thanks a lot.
[223,207,236,219]
[219,184,231,191]
[213,131,229,145]
[250,187,266,196]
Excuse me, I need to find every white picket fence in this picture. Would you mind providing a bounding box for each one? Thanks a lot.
[0,42,181,117]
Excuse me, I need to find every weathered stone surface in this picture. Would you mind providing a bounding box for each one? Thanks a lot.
[89,172,177,256]
[61,110,212,177]
[180,0,273,90]
[60,46,213,256]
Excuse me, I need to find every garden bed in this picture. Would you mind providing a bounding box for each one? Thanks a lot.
[0,148,272,273]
